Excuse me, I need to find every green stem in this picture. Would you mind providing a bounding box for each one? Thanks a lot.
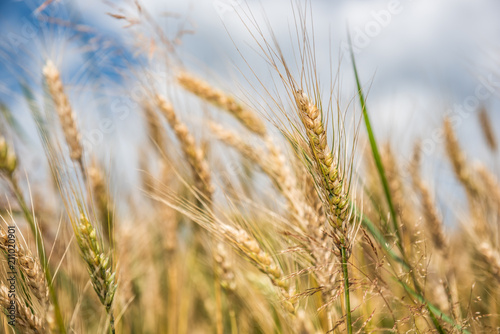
[109,312,116,334]
[341,245,352,334]
[9,176,66,334]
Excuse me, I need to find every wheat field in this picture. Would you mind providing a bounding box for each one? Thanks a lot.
[1,1,500,333]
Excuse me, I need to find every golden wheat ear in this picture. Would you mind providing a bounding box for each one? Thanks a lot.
[177,71,267,136]
[0,284,45,334]
[478,106,498,152]
[155,93,214,197]
[43,60,84,174]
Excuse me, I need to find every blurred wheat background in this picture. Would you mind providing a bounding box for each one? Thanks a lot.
[1,0,500,333]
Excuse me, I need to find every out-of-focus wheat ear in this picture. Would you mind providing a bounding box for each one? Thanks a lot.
[381,143,417,243]
[0,136,17,176]
[478,106,498,152]
[177,71,267,136]
[475,162,500,214]
[443,118,480,197]
[42,60,84,173]
[410,142,448,252]
[155,93,214,197]
[477,242,500,284]
[0,285,44,334]
[143,101,166,155]
[89,161,114,244]
[294,310,315,333]
[0,229,49,307]
[221,224,295,315]
[214,243,236,293]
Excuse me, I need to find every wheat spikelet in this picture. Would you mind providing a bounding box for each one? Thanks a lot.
[43,60,83,166]
[0,285,44,334]
[177,71,267,136]
[293,90,350,243]
[155,93,214,197]
[478,106,497,151]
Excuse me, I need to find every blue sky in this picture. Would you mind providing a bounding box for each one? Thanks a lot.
[1,0,500,215]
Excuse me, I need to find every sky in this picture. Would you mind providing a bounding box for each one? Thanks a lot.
[1,0,500,217]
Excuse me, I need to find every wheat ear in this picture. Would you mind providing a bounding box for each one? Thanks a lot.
[410,143,448,252]
[43,60,84,171]
[477,242,500,284]
[293,89,354,332]
[155,94,214,197]
[478,106,497,151]
[74,214,117,331]
[177,72,267,136]
[0,229,49,306]
[221,224,295,314]
[294,91,350,235]
[89,162,114,243]
[443,118,480,197]
[143,101,166,155]
[0,284,44,334]
[0,136,17,176]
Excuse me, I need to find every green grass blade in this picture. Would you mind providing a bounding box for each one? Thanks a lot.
[348,38,400,243]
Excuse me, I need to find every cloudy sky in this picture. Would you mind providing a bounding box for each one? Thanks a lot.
[1,0,500,212]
